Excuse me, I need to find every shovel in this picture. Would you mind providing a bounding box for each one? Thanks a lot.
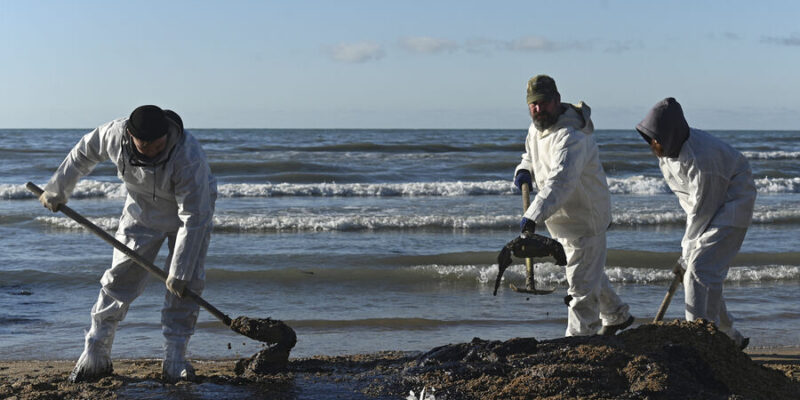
[508,183,555,295]
[26,182,296,349]
[653,260,685,322]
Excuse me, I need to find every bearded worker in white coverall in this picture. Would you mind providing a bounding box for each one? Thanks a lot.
[636,97,756,349]
[513,75,634,336]
[38,105,217,383]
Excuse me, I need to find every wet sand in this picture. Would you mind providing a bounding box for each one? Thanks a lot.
[1,320,799,400]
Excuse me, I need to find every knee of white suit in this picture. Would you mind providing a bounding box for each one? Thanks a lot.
[89,290,130,328]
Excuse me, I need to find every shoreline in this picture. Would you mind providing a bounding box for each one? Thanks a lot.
[4,344,800,362]
[2,322,799,399]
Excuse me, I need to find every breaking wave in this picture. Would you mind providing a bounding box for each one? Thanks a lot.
[743,151,800,160]
[4,175,800,200]
[33,206,800,232]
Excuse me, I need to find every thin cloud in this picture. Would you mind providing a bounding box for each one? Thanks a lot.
[464,38,503,54]
[603,40,643,54]
[505,36,589,52]
[722,32,741,40]
[399,36,459,54]
[761,33,800,46]
[604,42,632,54]
[325,41,386,63]
[707,32,742,40]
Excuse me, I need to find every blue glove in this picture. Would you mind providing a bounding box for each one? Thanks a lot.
[514,170,532,190]
[520,217,536,235]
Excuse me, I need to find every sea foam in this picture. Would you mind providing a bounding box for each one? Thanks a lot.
[5,176,800,200]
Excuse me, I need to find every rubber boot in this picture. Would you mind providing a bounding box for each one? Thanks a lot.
[597,315,635,336]
[161,338,196,383]
[68,320,117,383]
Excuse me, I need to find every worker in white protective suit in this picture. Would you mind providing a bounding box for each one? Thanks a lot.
[513,75,634,336]
[39,105,217,383]
[636,97,756,349]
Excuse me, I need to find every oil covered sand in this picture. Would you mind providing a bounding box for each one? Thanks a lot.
[1,320,799,400]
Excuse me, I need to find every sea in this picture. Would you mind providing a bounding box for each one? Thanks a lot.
[1,128,798,362]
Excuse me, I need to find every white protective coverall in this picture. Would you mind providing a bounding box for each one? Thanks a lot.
[515,102,631,336]
[44,115,217,378]
[636,98,756,346]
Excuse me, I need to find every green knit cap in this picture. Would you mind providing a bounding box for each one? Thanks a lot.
[526,74,559,104]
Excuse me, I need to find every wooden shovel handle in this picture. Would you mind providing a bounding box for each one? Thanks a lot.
[521,183,534,288]
[26,182,232,327]
[653,262,685,322]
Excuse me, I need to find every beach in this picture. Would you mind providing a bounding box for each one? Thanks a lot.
[1,321,799,399]
[2,128,799,398]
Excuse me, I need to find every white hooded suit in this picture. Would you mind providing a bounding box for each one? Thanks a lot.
[44,113,217,378]
[637,98,756,347]
[515,102,631,336]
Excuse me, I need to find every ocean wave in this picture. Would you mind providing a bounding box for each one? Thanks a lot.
[5,175,800,200]
[35,214,515,232]
[217,181,515,197]
[743,151,800,160]
[33,206,800,233]
[3,261,799,290]
[1,180,126,200]
[611,211,685,225]
[754,177,800,193]
[205,263,800,286]
[237,142,522,153]
[608,176,800,194]
[607,176,669,195]
[36,216,119,231]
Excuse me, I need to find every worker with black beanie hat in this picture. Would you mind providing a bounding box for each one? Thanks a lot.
[37,105,217,383]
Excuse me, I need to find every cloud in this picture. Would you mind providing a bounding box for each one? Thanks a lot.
[603,40,643,54]
[761,33,800,46]
[464,38,503,54]
[325,41,386,63]
[324,35,590,62]
[505,36,589,52]
[722,32,741,40]
[707,32,742,40]
[604,42,632,54]
[399,36,459,54]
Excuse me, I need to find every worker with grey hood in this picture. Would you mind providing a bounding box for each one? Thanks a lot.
[39,105,217,382]
[636,97,756,349]
[513,75,634,336]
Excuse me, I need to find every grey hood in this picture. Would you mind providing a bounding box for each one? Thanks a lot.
[636,97,689,158]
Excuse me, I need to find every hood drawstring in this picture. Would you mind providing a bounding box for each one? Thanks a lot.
[119,145,127,177]
[152,163,168,201]
[153,167,157,201]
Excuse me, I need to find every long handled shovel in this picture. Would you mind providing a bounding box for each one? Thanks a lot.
[508,183,555,295]
[653,261,685,322]
[26,182,295,349]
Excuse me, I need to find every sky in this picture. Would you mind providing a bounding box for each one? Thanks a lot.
[2,1,800,130]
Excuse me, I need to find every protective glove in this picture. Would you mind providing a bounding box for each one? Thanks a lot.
[166,276,189,298]
[520,217,536,236]
[514,170,532,190]
[39,191,67,212]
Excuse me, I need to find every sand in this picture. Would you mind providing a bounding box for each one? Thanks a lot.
[1,320,798,400]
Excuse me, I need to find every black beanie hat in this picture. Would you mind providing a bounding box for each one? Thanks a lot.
[164,109,184,131]
[127,105,168,141]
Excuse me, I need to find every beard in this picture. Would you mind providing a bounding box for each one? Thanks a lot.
[532,110,559,131]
